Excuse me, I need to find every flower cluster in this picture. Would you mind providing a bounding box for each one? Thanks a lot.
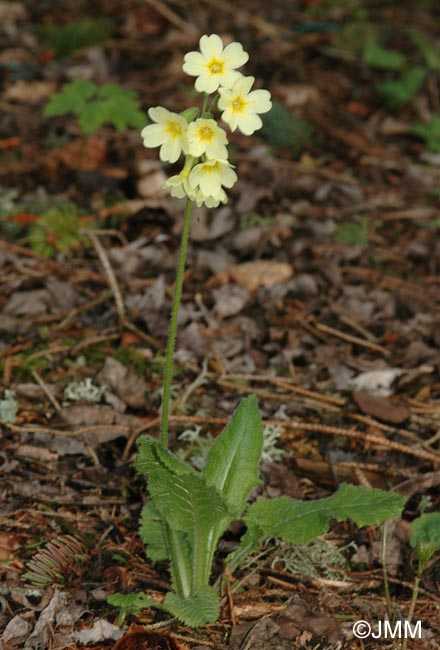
[141,34,272,208]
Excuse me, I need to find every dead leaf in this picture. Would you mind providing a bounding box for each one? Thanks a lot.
[4,290,53,316]
[4,80,56,103]
[97,357,149,409]
[353,392,410,424]
[73,619,123,644]
[2,615,31,646]
[214,260,294,293]
[112,624,181,650]
[0,531,22,560]
[349,368,403,396]
[213,285,250,318]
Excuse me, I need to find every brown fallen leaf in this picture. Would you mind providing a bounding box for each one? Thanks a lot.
[353,392,410,424]
[213,260,294,293]
[97,357,149,409]
[112,624,181,650]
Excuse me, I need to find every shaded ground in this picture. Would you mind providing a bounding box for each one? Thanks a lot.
[0,0,439,648]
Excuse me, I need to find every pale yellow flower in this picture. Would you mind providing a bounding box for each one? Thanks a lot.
[188,159,237,200]
[218,75,272,135]
[183,34,248,94]
[187,118,228,159]
[163,171,195,201]
[141,107,188,163]
[195,188,228,208]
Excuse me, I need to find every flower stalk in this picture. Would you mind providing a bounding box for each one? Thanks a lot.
[160,197,193,447]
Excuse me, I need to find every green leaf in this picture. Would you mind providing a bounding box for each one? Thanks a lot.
[44,79,96,118]
[376,67,426,109]
[409,29,440,71]
[363,42,407,70]
[410,512,440,563]
[412,115,440,152]
[203,395,263,517]
[246,483,406,545]
[98,83,146,131]
[225,520,265,574]
[44,79,146,134]
[139,502,170,562]
[334,220,369,246]
[148,469,232,588]
[135,435,194,477]
[164,586,220,627]
[260,101,315,153]
[107,592,165,625]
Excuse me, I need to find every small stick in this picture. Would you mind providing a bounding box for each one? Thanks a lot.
[315,322,389,355]
[86,231,126,323]
[32,371,62,412]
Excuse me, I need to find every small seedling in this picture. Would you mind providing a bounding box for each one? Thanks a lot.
[27,202,85,257]
[44,78,146,135]
[334,218,369,246]
[107,33,407,629]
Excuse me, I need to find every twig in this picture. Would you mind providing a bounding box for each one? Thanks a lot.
[86,231,126,323]
[217,379,341,412]
[221,372,346,406]
[163,414,440,465]
[144,0,198,33]
[314,322,389,355]
[31,371,62,412]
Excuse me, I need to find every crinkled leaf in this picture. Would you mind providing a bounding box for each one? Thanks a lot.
[107,592,165,625]
[203,395,263,517]
[148,469,232,552]
[164,586,220,627]
[139,502,169,562]
[246,483,406,545]
[135,435,194,477]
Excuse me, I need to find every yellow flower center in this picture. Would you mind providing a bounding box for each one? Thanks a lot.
[208,59,224,75]
[165,120,182,138]
[204,161,220,173]
[199,126,214,141]
[231,95,247,113]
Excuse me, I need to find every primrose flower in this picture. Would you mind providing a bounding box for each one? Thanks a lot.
[218,75,272,135]
[183,34,249,94]
[187,118,228,159]
[188,159,237,203]
[141,107,188,163]
[195,188,228,208]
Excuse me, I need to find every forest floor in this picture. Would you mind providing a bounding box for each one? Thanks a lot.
[0,0,439,648]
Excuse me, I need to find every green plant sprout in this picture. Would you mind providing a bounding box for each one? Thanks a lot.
[27,201,85,257]
[44,78,146,135]
[107,33,407,628]
[403,512,440,650]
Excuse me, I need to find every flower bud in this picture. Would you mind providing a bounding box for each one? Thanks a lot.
[180,106,200,123]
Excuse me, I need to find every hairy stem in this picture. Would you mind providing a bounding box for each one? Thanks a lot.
[161,197,193,447]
